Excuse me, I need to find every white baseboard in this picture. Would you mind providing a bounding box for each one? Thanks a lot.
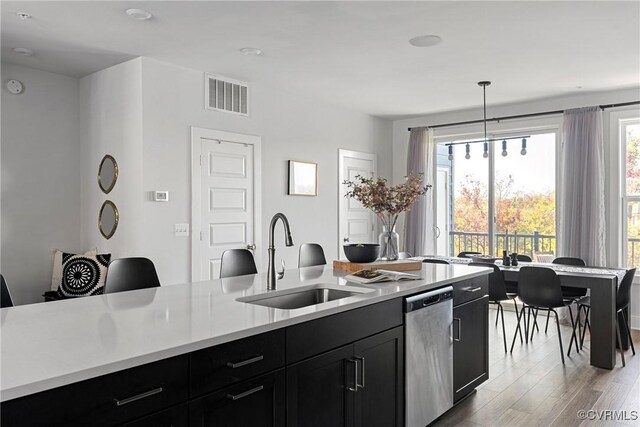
[631,315,640,330]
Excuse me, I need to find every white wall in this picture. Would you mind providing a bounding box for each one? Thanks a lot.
[139,58,392,285]
[79,58,145,258]
[391,87,640,327]
[1,63,81,305]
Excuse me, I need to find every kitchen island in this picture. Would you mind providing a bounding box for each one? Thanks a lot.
[1,263,490,426]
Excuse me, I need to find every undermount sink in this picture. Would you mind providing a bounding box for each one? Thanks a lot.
[238,283,370,310]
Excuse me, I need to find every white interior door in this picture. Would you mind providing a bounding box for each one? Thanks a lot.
[191,128,262,281]
[436,167,450,255]
[338,149,377,258]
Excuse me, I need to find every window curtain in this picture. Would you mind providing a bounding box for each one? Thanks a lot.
[558,106,606,266]
[403,127,435,256]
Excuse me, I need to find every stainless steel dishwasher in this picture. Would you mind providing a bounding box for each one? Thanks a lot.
[405,286,454,427]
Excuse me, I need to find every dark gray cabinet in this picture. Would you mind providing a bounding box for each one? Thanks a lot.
[453,295,489,402]
[286,326,404,427]
[189,369,285,427]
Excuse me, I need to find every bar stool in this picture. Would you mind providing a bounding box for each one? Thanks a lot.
[298,243,327,268]
[1,274,14,308]
[104,258,161,294]
[220,249,258,278]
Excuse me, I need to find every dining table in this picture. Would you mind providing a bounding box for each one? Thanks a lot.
[416,255,628,370]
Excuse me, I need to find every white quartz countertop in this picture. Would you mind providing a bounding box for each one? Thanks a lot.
[0,264,489,401]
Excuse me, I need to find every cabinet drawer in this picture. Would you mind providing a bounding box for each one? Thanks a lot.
[286,298,402,364]
[452,275,488,306]
[0,355,188,427]
[121,403,188,427]
[190,330,285,398]
[190,369,285,427]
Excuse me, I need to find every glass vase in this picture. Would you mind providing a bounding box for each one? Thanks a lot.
[379,226,400,261]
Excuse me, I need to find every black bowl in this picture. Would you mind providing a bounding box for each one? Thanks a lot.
[343,244,380,263]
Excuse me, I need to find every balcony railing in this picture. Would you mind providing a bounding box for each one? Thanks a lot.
[451,231,556,258]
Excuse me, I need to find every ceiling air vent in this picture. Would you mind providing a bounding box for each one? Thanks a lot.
[205,73,249,116]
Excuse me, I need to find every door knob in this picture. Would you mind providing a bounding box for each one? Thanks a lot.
[246,244,256,250]
[343,237,350,243]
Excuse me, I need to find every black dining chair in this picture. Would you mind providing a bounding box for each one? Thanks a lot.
[298,243,327,268]
[542,257,587,335]
[576,268,636,367]
[469,263,522,352]
[220,249,258,278]
[1,274,14,308]
[510,267,580,364]
[517,254,533,262]
[422,258,450,265]
[104,258,161,294]
[458,251,482,258]
[398,252,413,260]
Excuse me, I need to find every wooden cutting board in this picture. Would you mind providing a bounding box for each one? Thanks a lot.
[333,259,422,273]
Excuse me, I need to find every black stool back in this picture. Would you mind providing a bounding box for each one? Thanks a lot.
[220,249,258,278]
[105,258,161,294]
[517,254,532,262]
[1,274,14,308]
[298,243,327,268]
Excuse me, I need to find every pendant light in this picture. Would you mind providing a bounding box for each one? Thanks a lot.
[448,145,454,161]
[479,81,490,159]
[521,138,527,155]
[502,140,508,157]
[465,143,471,159]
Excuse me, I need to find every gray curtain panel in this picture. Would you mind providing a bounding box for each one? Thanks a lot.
[559,106,606,266]
[403,128,435,256]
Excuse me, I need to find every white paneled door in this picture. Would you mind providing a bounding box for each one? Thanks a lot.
[191,128,262,281]
[338,149,377,259]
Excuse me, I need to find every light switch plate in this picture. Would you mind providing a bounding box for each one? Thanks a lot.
[174,223,189,237]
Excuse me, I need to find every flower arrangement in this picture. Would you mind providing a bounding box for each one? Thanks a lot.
[343,173,431,260]
[343,173,431,231]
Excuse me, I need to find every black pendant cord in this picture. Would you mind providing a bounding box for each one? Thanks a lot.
[408,100,640,132]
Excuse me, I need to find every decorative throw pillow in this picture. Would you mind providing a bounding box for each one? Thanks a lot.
[56,252,111,298]
[51,248,97,291]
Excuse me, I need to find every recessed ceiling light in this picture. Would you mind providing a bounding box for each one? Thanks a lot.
[125,8,153,20]
[16,12,32,20]
[409,35,442,47]
[13,47,34,56]
[240,47,262,56]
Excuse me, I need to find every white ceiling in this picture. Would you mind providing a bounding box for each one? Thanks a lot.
[2,1,639,119]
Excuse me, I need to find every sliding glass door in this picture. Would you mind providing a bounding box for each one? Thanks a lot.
[438,130,557,258]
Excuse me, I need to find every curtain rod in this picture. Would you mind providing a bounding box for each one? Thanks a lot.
[407,100,640,131]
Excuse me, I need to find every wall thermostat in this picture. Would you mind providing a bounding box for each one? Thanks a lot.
[6,79,24,94]
[154,191,169,202]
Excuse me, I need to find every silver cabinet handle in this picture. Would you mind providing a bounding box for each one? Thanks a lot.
[115,387,163,406]
[226,385,264,401]
[345,359,357,392]
[343,237,350,243]
[226,355,264,369]
[464,287,482,293]
[355,356,365,389]
[246,244,256,250]
[453,318,461,341]
[434,226,441,238]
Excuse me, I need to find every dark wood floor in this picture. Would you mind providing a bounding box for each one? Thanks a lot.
[434,308,640,427]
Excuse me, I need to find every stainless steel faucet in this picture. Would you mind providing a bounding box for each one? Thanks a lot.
[267,213,294,290]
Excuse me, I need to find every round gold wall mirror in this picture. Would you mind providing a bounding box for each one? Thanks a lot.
[98,155,118,194]
[99,200,119,240]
